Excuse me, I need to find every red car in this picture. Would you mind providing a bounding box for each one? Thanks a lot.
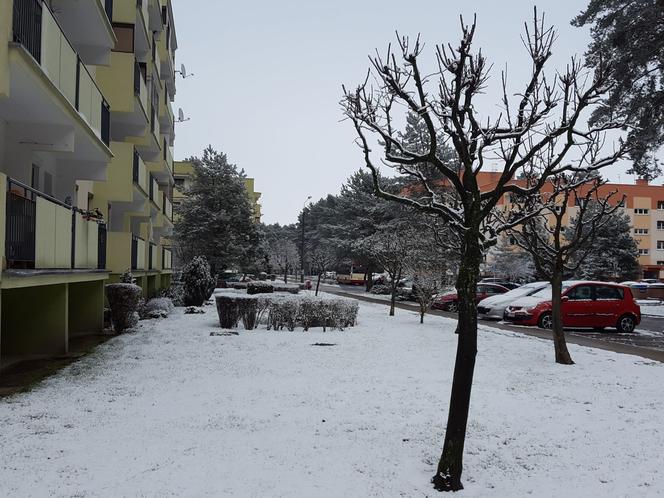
[504,281,641,333]
[432,283,510,312]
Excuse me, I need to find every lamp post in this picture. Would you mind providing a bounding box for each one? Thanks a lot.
[301,195,312,283]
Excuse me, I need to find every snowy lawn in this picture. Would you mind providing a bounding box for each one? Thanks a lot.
[1,299,663,497]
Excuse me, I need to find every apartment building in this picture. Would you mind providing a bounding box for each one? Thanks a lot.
[479,173,664,280]
[91,0,176,297]
[0,0,178,371]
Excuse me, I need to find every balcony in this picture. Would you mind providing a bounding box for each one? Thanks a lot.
[162,195,173,222]
[4,0,112,164]
[50,0,116,65]
[4,178,106,271]
[148,174,160,207]
[162,247,172,270]
[159,95,174,145]
[130,235,146,271]
[132,149,149,194]
[148,242,157,270]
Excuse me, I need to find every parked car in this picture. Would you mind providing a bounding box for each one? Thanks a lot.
[504,281,641,333]
[432,283,510,312]
[477,281,550,320]
[479,277,520,290]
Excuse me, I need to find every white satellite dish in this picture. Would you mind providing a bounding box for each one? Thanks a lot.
[176,63,194,79]
[177,108,190,123]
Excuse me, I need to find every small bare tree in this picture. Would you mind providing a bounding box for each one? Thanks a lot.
[269,239,299,283]
[361,221,417,316]
[309,245,338,296]
[507,174,622,364]
[341,9,631,490]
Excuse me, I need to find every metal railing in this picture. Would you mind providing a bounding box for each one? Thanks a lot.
[12,0,42,64]
[5,177,106,270]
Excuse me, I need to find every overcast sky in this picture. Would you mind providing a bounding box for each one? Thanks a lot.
[171,1,643,225]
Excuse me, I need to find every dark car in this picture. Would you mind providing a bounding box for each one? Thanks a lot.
[503,281,641,333]
[432,283,510,312]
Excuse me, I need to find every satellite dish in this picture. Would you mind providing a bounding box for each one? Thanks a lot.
[176,63,194,79]
[177,108,191,123]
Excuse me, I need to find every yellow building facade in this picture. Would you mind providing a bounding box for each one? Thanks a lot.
[0,0,178,372]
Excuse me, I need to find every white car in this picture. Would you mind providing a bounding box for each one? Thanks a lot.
[504,281,582,320]
[477,281,550,320]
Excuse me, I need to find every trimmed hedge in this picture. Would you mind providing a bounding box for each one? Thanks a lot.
[230,281,300,294]
[214,293,358,331]
[106,283,142,332]
[247,281,274,295]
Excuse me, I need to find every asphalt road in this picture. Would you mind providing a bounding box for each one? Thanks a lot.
[322,284,664,362]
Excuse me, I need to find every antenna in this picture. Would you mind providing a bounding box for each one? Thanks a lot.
[175,63,194,79]
[176,108,191,123]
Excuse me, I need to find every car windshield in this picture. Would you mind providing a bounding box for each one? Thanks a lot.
[531,283,572,300]
[494,283,545,299]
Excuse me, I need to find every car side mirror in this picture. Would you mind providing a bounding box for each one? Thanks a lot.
[561,296,569,302]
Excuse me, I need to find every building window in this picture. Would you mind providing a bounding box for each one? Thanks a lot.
[635,208,650,215]
[635,228,649,235]
[658,201,664,210]
[112,24,134,53]
[639,249,650,256]
[658,221,664,230]
[174,178,185,189]
[658,241,664,250]
[43,172,53,196]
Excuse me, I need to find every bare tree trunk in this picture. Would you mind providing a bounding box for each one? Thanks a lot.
[550,268,574,365]
[389,283,396,316]
[365,262,374,292]
[315,273,322,296]
[433,228,481,492]
[283,269,288,284]
[420,303,425,324]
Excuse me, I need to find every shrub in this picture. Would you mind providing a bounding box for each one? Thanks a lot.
[105,283,142,332]
[214,292,359,332]
[120,269,135,284]
[161,282,185,307]
[272,283,300,294]
[182,256,216,306]
[139,297,174,319]
[247,281,274,295]
[184,306,205,314]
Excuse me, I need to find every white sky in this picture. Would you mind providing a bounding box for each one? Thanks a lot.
[172,1,648,224]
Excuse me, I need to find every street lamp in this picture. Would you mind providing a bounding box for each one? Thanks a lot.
[301,195,312,283]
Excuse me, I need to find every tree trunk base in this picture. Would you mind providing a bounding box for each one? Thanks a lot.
[432,473,464,492]
[555,353,575,365]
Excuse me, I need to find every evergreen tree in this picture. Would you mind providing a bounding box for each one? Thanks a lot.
[567,203,640,282]
[573,1,664,178]
[174,146,259,274]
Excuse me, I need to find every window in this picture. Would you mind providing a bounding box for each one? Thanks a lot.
[658,221,664,230]
[112,24,134,53]
[485,286,503,296]
[31,164,40,190]
[635,228,649,235]
[639,249,650,256]
[658,241,664,250]
[595,285,623,301]
[635,208,650,215]
[174,178,185,189]
[566,285,593,301]
[658,201,664,210]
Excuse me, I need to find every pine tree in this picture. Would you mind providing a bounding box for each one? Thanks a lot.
[174,146,259,274]
[573,1,664,178]
[568,203,640,282]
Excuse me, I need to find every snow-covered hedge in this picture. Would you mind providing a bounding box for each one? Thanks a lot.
[214,293,358,331]
[139,297,175,319]
[370,284,391,295]
[105,283,142,332]
[230,281,300,294]
[247,282,274,295]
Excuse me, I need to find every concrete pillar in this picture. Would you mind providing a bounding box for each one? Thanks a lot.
[0,284,69,358]
[68,280,105,336]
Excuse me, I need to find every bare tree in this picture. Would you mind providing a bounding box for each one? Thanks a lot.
[309,245,338,296]
[361,221,417,316]
[269,239,299,283]
[341,9,630,491]
[507,174,622,364]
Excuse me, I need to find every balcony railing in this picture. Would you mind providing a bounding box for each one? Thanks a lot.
[12,0,111,147]
[132,149,148,193]
[131,234,146,270]
[162,247,172,270]
[5,178,106,270]
[162,195,173,221]
[149,243,157,270]
[104,0,113,22]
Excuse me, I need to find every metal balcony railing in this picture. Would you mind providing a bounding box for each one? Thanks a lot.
[13,0,111,147]
[5,178,106,270]
[105,0,113,22]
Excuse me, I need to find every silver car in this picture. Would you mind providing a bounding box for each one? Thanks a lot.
[477,281,550,320]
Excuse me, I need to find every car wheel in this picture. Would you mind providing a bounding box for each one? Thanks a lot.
[446,301,459,313]
[538,312,553,330]
[616,315,635,334]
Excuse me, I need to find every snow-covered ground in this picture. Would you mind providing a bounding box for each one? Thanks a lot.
[637,300,664,317]
[1,299,663,497]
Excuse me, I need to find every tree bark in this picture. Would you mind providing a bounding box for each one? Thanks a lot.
[315,273,322,296]
[365,262,374,292]
[433,226,482,492]
[550,267,574,365]
[389,284,396,316]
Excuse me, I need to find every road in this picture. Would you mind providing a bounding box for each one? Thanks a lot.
[321,284,664,362]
